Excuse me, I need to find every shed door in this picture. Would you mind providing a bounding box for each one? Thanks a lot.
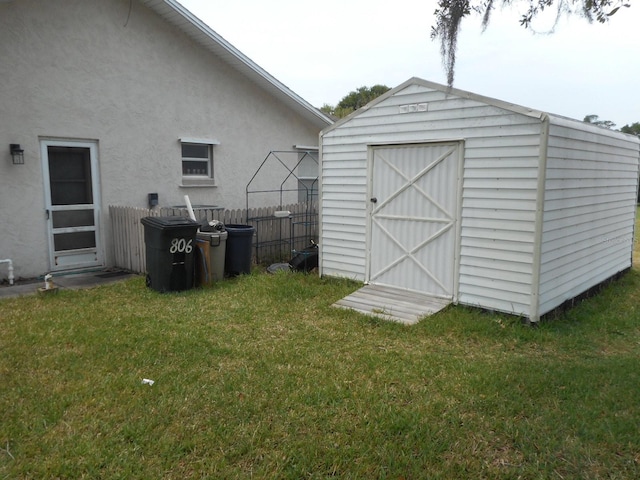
[368,143,460,298]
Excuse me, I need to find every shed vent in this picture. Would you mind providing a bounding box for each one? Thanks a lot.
[399,103,428,114]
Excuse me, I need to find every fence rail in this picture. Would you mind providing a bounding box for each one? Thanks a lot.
[109,203,318,274]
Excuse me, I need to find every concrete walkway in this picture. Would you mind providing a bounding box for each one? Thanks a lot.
[0,270,137,300]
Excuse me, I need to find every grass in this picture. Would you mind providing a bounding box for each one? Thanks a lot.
[1,264,640,477]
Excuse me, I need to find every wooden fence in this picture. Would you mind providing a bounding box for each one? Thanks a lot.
[109,203,318,274]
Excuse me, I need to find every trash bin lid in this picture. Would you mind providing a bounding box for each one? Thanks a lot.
[196,230,228,240]
[141,216,200,230]
[224,224,255,235]
[267,263,292,274]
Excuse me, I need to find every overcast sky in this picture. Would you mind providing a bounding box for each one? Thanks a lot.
[178,0,639,127]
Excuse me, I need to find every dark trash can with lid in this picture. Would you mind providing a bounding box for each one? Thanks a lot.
[224,224,255,276]
[141,216,200,292]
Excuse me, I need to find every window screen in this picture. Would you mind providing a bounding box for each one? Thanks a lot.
[182,143,212,177]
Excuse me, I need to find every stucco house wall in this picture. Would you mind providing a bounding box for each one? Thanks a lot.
[0,0,330,280]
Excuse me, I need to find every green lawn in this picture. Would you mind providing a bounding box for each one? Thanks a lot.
[1,263,639,478]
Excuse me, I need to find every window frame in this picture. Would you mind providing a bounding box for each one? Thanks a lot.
[294,146,319,204]
[179,137,219,184]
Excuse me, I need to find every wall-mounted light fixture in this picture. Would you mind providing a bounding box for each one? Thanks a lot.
[10,144,24,165]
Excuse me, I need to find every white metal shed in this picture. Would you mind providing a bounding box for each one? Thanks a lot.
[319,78,640,323]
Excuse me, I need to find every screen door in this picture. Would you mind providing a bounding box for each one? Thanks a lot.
[41,140,102,271]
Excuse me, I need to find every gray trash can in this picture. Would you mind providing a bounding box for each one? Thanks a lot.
[195,230,228,286]
[140,216,200,292]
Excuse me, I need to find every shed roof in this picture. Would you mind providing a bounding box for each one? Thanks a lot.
[141,0,333,130]
[322,77,640,145]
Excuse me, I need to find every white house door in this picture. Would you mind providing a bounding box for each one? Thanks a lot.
[368,143,460,298]
[41,140,103,271]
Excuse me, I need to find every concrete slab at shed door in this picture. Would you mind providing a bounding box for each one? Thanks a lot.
[334,285,450,325]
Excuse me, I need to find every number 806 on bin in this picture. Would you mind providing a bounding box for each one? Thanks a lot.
[169,238,193,254]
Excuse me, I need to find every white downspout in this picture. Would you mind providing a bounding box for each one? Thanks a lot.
[0,259,14,286]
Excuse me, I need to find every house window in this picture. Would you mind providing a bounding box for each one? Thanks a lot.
[182,143,212,177]
[179,138,220,184]
[298,177,319,204]
[294,146,319,204]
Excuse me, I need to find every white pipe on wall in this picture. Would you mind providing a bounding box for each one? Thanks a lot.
[184,195,197,221]
[0,259,14,286]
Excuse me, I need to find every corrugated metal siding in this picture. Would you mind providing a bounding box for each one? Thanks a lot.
[538,118,640,315]
[321,82,543,316]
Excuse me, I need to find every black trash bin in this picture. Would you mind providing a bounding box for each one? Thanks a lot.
[224,224,255,276]
[140,216,200,292]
